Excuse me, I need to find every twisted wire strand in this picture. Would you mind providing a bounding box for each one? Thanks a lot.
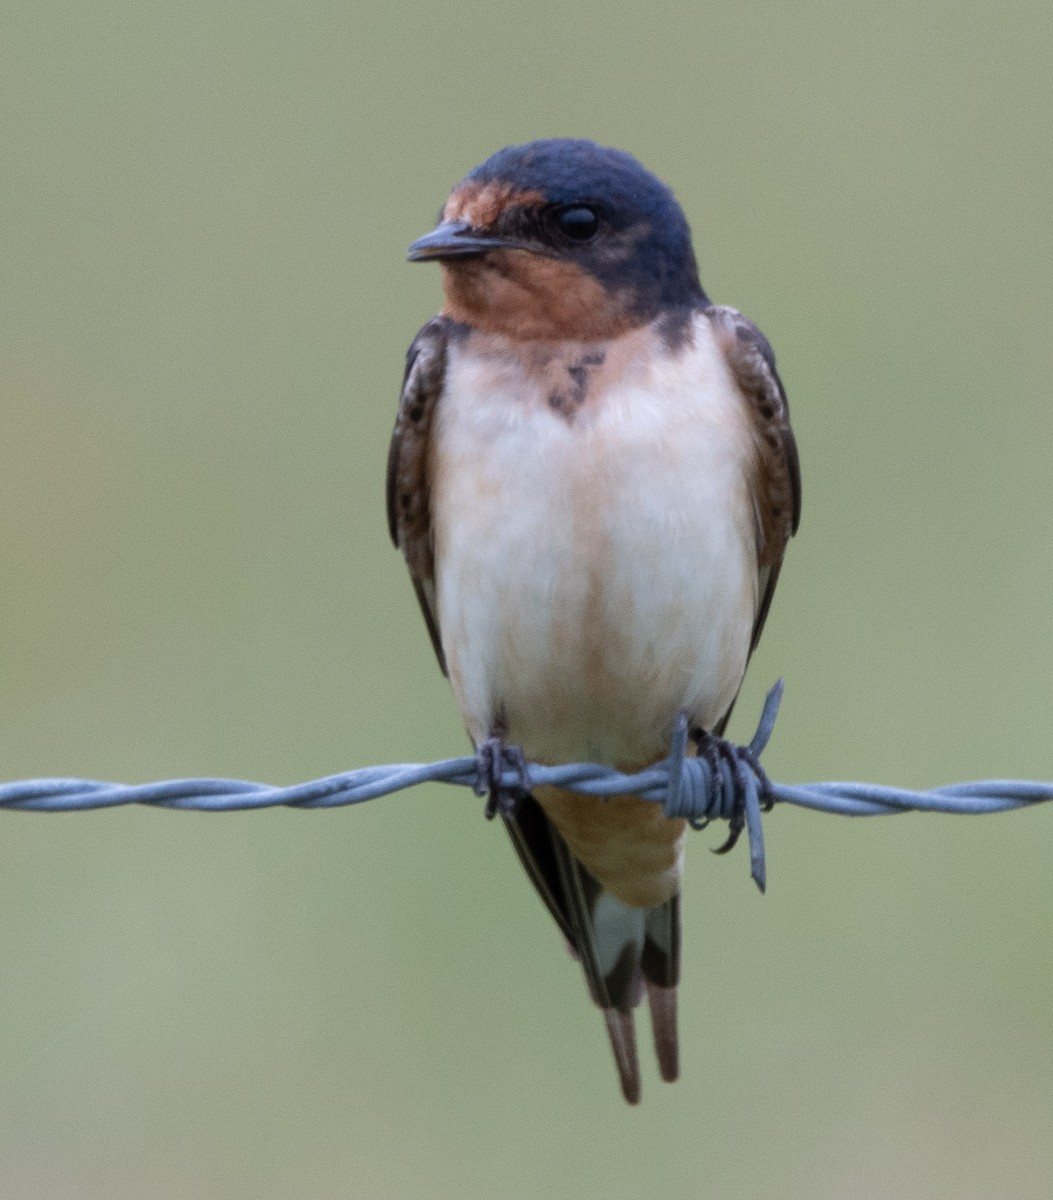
[2,681,1050,890]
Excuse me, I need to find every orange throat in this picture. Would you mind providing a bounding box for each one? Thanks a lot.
[440,253,638,342]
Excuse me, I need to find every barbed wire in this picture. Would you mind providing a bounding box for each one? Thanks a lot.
[2,681,1050,892]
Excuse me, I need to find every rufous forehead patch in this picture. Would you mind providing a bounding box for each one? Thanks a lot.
[443,180,546,229]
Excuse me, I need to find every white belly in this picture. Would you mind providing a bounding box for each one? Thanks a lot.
[431,317,758,766]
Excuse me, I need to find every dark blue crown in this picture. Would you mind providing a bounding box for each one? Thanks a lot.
[466,139,705,311]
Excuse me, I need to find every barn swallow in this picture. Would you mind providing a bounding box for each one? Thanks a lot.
[387,139,800,1103]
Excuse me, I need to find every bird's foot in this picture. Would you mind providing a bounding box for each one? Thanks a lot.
[691,727,774,854]
[474,736,530,819]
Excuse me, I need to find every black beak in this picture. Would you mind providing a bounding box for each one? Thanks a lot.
[407,220,520,262]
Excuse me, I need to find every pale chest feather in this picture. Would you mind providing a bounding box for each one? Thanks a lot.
[430,318,759,765]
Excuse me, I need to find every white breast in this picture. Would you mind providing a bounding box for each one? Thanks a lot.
[431,315,758,766]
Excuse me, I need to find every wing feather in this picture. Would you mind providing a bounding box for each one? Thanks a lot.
[706,304,801,658]
[386,316,453,674]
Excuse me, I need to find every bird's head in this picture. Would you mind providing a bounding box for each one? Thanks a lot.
[408,139,706,341]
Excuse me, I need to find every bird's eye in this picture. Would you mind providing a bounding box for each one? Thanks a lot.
[555,206,600,242]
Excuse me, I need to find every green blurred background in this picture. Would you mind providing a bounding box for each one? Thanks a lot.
[1,1,1051,1196]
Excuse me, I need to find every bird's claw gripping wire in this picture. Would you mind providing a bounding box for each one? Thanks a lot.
[662,679,784,893]
[694,733,773,856]
[474,737,531,819]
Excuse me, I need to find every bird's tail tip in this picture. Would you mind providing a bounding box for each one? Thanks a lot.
[604,1008,641,1104]
[646,981,679,1083]
[604,983,679,1103]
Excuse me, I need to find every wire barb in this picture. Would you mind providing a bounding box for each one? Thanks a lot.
[2,681,1052,891]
